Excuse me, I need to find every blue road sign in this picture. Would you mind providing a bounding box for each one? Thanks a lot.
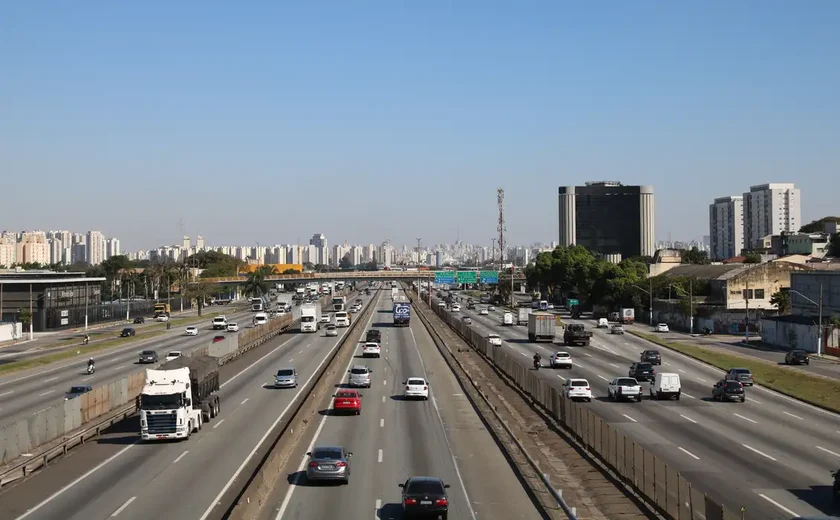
[480,270,499,284]
[434,271,456,284]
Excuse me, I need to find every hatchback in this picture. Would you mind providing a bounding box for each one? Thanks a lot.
[185,326,198,336]
[785,349,810,365]
[305,445,352,484]
[712,379,745,402]
[120,328,135,337]
[348,365,372,388]
[400,477,450,519]
[640,350,661,365]
[654,323,669,333]
[726,368,754,386]
[403,377,429,400]
[274,368,298,388]
[326,324,338,337]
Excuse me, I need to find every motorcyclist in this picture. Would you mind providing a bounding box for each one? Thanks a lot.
[87,357,95,369]
[83,334,90,344]
[533,352,541,368]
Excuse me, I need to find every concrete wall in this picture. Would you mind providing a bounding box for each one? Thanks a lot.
[760,318,840,355]
[0,323,22,342]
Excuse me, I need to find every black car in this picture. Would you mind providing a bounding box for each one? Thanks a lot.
[399,476,450,519]
[785,349,810,365]
[712,379,745,402]
[120,328,136,337]
[133,317,145,324]
[640,350,661,365]
[629,362,655,382]
[138,350,158,364]
[366,329,382,343]
[65,385,93,400]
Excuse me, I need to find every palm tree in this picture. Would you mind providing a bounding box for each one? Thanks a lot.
[184,280,220,316]
[242,270,269,298]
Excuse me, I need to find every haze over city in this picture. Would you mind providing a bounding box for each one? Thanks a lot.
[3,1,838,250]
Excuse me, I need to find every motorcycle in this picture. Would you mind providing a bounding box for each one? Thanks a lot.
[702,328,712,336]
[86,364,95,375]
[83,335,90,345]
[533,358,541,370]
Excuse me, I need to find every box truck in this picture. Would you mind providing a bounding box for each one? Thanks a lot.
[300,302,321,333]
[528,312,556,342]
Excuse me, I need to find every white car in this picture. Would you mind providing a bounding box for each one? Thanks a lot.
[362,342,381,358]
[320,315,331,324]
[608,377,643,402]
[277,308,287,316]
[461,316,472,325]
[437,301,446,309]
[165,351,182,362]
[479,308,489,316]
[184,326,198,336]
[227,323,239,332]
[610,325,625,335]
[403,377,429,400]
[549,352,573,369]
[156,315,170,322]
[451,304,461,312]
[654,323,669,333]
[325,324,338,337]
[488,306,495,312]
[488,334,502,347]
[562,379,592,402]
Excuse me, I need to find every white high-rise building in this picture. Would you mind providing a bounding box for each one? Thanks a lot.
[709,196,745,261]
[0,232,17,267]
[309,233,328,265]
[106,238,121,259]
[48,238,64,264]
[196,235,205,250]
[743,183,801,249]
[17,231,49,265]
[286,245,301,264]
[86,231,106,265]
[350,246,363,266]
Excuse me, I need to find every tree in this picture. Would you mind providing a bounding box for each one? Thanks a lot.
[195,252,245,278]
[184,280,220,316]
[680,247,710,265]
[282,268,301,274]
[829,233,840,257]
[339,254,354,270]
[770,290,791,314]
[799,216,840,233]
[743,253,761,263]
[18,308,32,326]
[242,269,270,298]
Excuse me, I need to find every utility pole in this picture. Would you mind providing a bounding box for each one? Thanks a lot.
[649,277,653,326]
[744,279,750,344]
[29,283,34,341]
[491,238,496,268]
[689,279,694,335]
[818,283,824,357]
[416,238,422,297]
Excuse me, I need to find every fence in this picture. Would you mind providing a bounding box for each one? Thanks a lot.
[37,297,193,332]
[424,296,734,520]
[0,288,354,471]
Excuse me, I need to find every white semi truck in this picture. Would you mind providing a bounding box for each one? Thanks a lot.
[300,302,322,333]
[139,355,220,442]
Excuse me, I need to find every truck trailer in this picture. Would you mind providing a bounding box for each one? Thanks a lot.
[393,300,411,327]
[300,303,321,333]
[139,355,220,441]
[528,312,556,342]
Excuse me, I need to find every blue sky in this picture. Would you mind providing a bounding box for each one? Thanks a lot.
[2,1,838,251]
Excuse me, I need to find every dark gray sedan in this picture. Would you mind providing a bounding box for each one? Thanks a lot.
[138,350,158,364]
[305,445,352,484]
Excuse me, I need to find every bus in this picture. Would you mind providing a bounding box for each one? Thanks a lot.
[332,296,347,312]
[250,297,264,312]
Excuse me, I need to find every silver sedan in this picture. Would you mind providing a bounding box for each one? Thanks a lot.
[305,445,352,484]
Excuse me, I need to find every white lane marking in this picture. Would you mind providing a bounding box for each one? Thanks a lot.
[622,414,637,423]
[816,446,840,458]
[219,328,312,389]
[609,363,619,368]
[583,353,593,357]
[213,419,226,429]
[110,496,137,517]
[681,392,695,399]
[519,352,527,357]
[34,408,49,415]
[697,378,708,383]
[783,411,803,420]
[39,390,54,396]
[82,376,94,382]
[383,380,387,386]
[115,365,125,370]
[241,398,249,405]
[44,377,57,383]
[15,444,137,519]
[270,294,381,520]
[289,358,294,363]
[748,397,762,404]
[375,499,381,516]
[678,369,686,374]
[757,493,799,518]
[173,451,189,464]
[680,414,697,424]
[557,375,566,381]
[678,447,700,460]
[380,418,384,428]
[378,449,383,463]
[742,444,777,461]
[0,390,13,397]
[406,326,478,520]
[573,362,584,368]
[597,375,608,381]
[733,413,757,424]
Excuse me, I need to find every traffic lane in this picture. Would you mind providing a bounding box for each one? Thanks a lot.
[623,321,840,381]
[273,307,477,520]
[450,309,840,517]
[2,295,373,520]
[0,310,257,427]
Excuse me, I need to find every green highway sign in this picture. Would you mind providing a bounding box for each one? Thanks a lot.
[434,271,456,284]
[456,271,477,284]
[480,271,499,284]
[566,298,579,307]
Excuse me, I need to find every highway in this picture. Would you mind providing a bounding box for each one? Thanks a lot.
[0,291,376,520]
[266,289,540,520]
[444,293,840,520]
[622,321,840,381]
[0,306,258,428]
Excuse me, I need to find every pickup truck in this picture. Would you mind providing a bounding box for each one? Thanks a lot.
[608,378,643,402]
[563,324,592,346]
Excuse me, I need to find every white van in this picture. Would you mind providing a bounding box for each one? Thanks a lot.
[334,311,350,328]
[597,318,609,328]
[253,313,268,326]
[650,373,681,400]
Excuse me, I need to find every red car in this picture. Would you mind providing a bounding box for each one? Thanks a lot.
[333,390,362,415]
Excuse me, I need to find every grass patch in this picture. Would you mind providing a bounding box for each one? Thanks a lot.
[0,330,169,375]
[629,330,840,414]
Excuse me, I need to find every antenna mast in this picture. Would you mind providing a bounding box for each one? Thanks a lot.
[497,188,506,266]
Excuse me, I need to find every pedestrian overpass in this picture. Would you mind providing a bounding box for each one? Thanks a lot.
[200,270,437,285]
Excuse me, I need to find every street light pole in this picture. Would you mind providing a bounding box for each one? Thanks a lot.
[789,285,824,356]
[416,238,422,298]
[649,277,653,326]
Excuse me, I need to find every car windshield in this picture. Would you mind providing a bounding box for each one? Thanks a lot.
[365,343,379,348]
[276,369,294,377]
[350,368,369,375]
[407,379,425,385]
[141,350,155,355]
[336,391,356,398]
[311,448,342,460]
[617,378,638,386]
[570,380,588,387]
[407,480,444,494]
[168,352,180,357]
[489,335,499,339]
[69,386,88,394]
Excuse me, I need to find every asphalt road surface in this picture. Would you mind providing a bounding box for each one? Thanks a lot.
[266,289,540,520]
[445,295,840,520]
[0,291,377,520]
